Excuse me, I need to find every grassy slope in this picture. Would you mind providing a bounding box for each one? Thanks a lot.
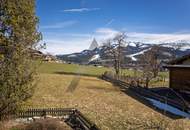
[26,74,189,130]
[23,62,189,129]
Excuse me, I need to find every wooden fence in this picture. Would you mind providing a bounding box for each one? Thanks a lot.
[16,108,99,130]
[102,74,190,114]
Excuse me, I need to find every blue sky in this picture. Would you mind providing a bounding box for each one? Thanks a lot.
[36,0,190,54]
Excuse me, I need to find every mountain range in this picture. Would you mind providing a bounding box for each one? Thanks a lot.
[57,41,190,65]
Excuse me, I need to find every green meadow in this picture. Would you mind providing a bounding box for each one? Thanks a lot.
[38,62,110,76]
[20,62,188,130]
[38,62,169,87]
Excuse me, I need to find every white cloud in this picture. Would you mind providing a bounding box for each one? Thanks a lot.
[42,38,92,55]
[42,28,117,54]
[96,28,118,34]
[95,28,190,43]
[42,27,190,55]
[127,32,190,43]
[43,32,91,39]
[62,8,100,12]
[95,28,119,41]
[41,21,77,29]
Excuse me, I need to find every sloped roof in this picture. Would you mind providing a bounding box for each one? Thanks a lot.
[164,65,190,68]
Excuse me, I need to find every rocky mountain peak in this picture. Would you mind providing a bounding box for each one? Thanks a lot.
[89,38,99,50]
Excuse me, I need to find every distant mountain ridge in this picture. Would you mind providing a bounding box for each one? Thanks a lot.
[57,41,190,64]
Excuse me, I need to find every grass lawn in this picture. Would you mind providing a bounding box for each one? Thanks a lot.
[38,62,110,76]
[23,64,189,129]
[16,62,188,130]
[38,62,147,77]
[38,62,169,88]
[38,62,168,77]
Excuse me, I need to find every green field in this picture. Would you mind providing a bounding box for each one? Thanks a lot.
[38,62,169,87]
[38,62,145,77]
[24,73,189,130]
[0,62,182,130]
[3,62,178,130]
[39,62,168,76]
[38,62,110,76]
[12,62,188,130]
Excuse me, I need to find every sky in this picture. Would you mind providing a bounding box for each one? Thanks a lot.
[36,0,190,54]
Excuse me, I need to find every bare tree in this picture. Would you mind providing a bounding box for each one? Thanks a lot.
[104,32,127,75]
[141,45,161,88]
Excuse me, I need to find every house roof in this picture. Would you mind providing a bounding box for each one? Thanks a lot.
[164,65,190,69]
[168,53,190,65]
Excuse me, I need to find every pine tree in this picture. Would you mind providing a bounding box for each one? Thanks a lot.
[0,0,41,119]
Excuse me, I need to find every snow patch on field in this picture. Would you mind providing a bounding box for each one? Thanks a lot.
[161,43,190,51]
[129,56,137,61]
[126,48,151,61]
[68,54,76,57]
[180,46,190,51]
[140,44,149,48]
[129,42,136,47]
[89,54,100,61]
[146,97,190,118]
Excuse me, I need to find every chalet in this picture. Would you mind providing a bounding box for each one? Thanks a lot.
[0,46,60,63]
[43,54,58,62]
[29,49,44,59]
[164,54,190,92]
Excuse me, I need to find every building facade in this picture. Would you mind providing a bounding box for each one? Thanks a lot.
[165,54,190,92]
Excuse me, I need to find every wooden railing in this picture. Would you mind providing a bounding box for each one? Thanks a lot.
[102,74,190,114]
[16,108,99,130]
[17,108,74,118]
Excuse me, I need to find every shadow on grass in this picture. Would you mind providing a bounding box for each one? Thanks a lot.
[54,71,99,77]
[66,76,81,93]
[109,82,185,120]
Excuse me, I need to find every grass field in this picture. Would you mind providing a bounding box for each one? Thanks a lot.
[38,62,169,87]
[39,62,168,77]
[18,62,189,129]
[38,62,110,76]
[24,73,189,130]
